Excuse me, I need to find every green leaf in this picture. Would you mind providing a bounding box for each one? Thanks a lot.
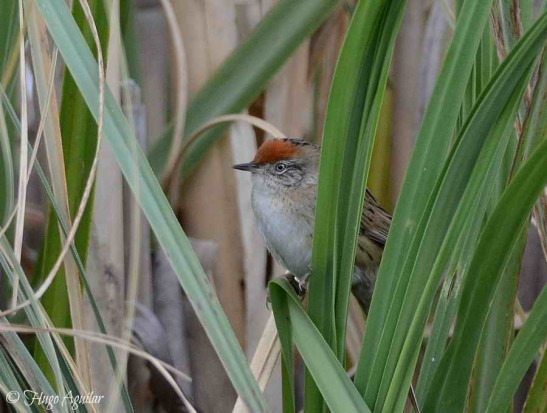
[307,1,406,409]
[33,0,109,364]
[522,349,547,413]
[0,96,14,228]
[485,286,547,413]
[269,280,296,413]
[119,0,141,86]
[32,0,268,409]
[420,123,518,409]
[35,153,134,411]
[0,0,16,227]
[270,278,370,413]
[467,103,525,413]
[385,62,530,413]
[355,0,499,402]
[148,0,338,179]
[356,6,547,410]
[2,89,133,410]
[519,53,547,164]
[423,135,547,411]
[0,326,57,401]
[0,237,69,401]
[0,346,26,406]
[458,25,497,131]
[415,267,460,404]
[468,228,525,413]
[0,0,17,75]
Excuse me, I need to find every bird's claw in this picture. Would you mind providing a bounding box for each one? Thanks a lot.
[266,273,307,309]
[286,273,307,299]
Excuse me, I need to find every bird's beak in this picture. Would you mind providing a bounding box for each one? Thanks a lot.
[233,162,257,172]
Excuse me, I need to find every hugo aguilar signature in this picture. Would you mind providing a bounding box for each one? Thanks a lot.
[6,390,104,410]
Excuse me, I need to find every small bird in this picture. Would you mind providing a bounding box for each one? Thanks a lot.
[233,138,391,314]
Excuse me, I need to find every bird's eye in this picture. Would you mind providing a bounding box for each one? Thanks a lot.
[274,162,287,173]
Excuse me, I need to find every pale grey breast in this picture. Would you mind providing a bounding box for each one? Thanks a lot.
[251,188,314,280]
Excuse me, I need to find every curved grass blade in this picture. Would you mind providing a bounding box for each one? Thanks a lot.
[522,349,547,413]
[423,136,547,411]
[355,0,499,401]
[270,278,370,413]
[0,0,17,67]
[359,11,547,411]
[308,1,407,409]
[0,89,133,411]
[0,0,15,226]
[148,0,338,179]
[35,156,134,412]
[0,99,14,227]
[0,241,71,412]
[32,0,268,409]
[28,0,108,385]
[269,280,296,413]
[520,53,547,164]
[469,228,525,413]
[383,66,531,413]
[468,110,528,413]
[0,347,24,397]
[0,329,57,404]
[485,286,547,413]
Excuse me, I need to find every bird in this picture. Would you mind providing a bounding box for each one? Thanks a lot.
[234,141,421,410]
[233,138,391,314]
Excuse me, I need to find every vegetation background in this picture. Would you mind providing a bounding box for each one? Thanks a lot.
[0,0,545,412]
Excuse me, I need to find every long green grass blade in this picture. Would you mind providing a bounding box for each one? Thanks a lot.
[468,102,527,412]
[0,0,16,228]
[415,267,460,403]
[522,350,547,413]
[0,240,70,409]
[383,63,531,413]
[269,279,297,413]
[458,25,496,132]
[521,0,535,30]
[0,0,17,75]
[270,278,370,413]
[420,126,517,409]
[1,86,132,411]
[307,1,406,409]
[358,11,547,411]
[148,0,337,179]
[0,98,13,227]
[469,229,524,413]
[355,0,498,402]
[33,0,108,372]
[485,286,547,413]
[0,346,28,412]
[520,53,547,164]
[34,153,134,411]
[119,0,141,86]
[32,0,267,409]
[0,346,24,395]
[423,135,547,411]
[309,0,406,357]
[0,328,57,399]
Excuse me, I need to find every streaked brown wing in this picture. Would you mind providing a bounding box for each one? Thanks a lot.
[360,189,391,248]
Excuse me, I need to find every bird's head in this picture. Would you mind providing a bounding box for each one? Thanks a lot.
[233,138,319,190]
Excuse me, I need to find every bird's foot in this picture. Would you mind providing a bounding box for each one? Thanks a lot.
[286,273,307,299]
[266,273,307,309]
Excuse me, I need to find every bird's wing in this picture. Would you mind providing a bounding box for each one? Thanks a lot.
[360,189,391,247]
